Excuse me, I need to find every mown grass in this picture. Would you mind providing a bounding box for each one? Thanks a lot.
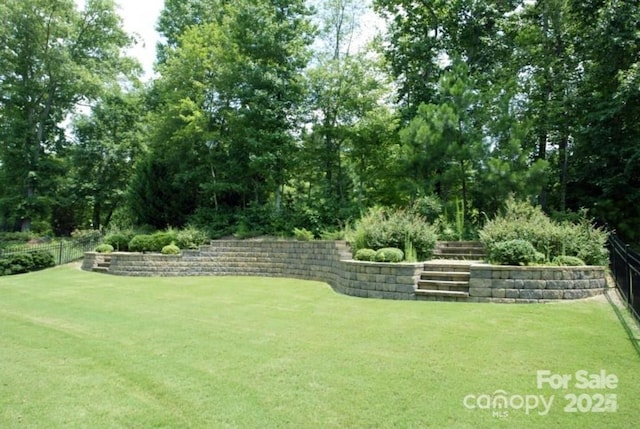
[1,265,639,428]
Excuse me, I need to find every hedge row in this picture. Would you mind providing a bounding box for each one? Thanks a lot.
[0,250,55,276]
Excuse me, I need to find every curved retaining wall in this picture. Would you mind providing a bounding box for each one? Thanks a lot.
[82,240,424,300]
[82,240,607,302]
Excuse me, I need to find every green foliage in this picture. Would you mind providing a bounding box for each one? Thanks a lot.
[552,255,586,266]
[374,247,404,263]
[480,199,609,265]
[404,238,418,263]
[95,244,114,253]
[128,235,156,253]
[161,243,181,255]
[488,239,538,266]
[71,229,102,242]
[0,250,54,276]
[30,250,55,271]
[151,231,178,251]
[175,226,208,250]
[104,232,134,252]
[320,230,345,240]
[293,228,315,241]
[354,248,377,261]
[349,207,437,261]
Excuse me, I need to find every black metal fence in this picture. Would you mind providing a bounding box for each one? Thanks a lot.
[0,237,101,266]
[609,234,640,322]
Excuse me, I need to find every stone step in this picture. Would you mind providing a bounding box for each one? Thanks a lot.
[433,241,485,260]
[414,289,470,298]
[417,280,470,292]
[420,270,470,281]
[92,266,110,273]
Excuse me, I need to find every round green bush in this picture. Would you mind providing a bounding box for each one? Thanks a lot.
[161,243,181,255]
[489,239,537,265]
[128,235,155,252]
[552,255,586,266]
[374,247,404,263]
[354,248,377,261]
[151,231,178,251]
[104,232,132,251]
[95,244,114,253]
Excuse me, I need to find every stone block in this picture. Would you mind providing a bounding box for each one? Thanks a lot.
[519,289,544,300]
[469,287,492,297]
[523,280,546,290]
[492,279,514,289]
[563,290,587,299]
[505,289,519,299]
[469,278,492,288]
[542,290,563,300]
[491,288,506,298]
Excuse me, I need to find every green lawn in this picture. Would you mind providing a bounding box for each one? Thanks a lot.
[1,265,639,429]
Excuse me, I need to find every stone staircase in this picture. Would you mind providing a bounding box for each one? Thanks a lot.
[415,242,485,302]
[432,241,485,260]
[92,255,111,274]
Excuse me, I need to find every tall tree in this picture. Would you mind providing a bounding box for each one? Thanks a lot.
[132,0,315,229]
[0,0,136,231]
[70,90,145,230]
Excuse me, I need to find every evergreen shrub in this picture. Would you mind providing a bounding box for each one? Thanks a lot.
[375,247,404,263]
[161,243,181,255]
[480,198,609,265]
[128,235,155,252]
[0,250,54,276]
[104,232,133,251]
[349,207,437,261]
[95,244,114,253]
[488,239,537,265]
[354,248,377,261]
[175,226,208,249]
[552,255,586,266]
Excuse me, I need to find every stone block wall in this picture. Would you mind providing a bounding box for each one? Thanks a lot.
[82,240,607,302]
[82,240,422,300]
[468,264,607,303]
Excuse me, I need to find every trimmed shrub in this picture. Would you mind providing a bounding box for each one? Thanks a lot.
[161,243,181,255]
[552,255,586,266]
[95,244,114,253]
[375,247,404,263]
[349,207,437,261]
[104,232,133,251]
[293,227,314,241]
[488,239,538,265]
[30,250,55,270]
[0,250,53,276]
[354,248,377,261]
[128,235,155,252]
[151,231,178,251]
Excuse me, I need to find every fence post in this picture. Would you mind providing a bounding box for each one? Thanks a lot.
[627,244,633,309]
[59,241,64,265]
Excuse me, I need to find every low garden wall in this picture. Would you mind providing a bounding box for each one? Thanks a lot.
[82,240,607,302]
[468,264,607,303]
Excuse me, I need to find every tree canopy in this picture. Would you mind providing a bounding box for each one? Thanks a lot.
[1,0,638,244]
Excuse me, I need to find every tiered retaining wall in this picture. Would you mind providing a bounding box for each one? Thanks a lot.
[82,240,607,302]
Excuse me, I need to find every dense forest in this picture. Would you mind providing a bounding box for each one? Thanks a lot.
[0,0,638,244]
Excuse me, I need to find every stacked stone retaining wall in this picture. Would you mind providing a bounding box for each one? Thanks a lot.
[468,264,607,303]
[82,240,607,302]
